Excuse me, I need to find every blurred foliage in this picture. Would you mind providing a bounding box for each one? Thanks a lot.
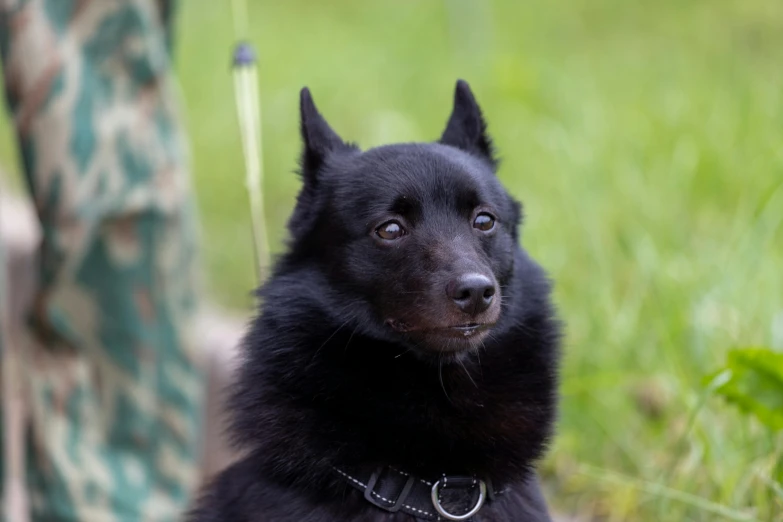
[2,0,783,519]
[708,348,783,431]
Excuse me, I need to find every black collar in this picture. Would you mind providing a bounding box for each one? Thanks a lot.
[334,465,506,521]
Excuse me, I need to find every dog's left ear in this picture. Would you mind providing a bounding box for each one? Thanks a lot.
[439,80,497,167]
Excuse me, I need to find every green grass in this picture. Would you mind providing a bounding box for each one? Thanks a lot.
[2,0,783,519]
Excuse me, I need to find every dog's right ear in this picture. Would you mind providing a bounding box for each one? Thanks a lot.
[299,87,351,184]
[290,88,354,238]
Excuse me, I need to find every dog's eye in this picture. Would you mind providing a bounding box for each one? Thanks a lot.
[473,212,495,232]
[376,220,405,240]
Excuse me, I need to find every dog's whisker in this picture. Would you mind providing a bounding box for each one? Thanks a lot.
[438,353,453,403]
[394,346,414,359]
[484,331,500,346]
[475,341,484,377]
[457,355,478,389]
[513,320,544,335]
[310,317,353,363]
[343,326,359,355]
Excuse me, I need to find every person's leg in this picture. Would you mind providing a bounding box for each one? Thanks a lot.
[0,1,204,520]
[0,203,6,522]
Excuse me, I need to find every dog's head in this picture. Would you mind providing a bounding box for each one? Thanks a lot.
[286,80,523,355]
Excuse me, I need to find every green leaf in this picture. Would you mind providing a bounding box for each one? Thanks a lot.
[706,347,783,431]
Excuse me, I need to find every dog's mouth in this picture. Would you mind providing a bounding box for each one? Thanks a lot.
[441,323,491,337]
[386,319,494,339]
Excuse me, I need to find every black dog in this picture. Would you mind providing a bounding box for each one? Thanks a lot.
[188,80,561,521]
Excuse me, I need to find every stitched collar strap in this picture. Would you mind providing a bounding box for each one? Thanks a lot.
[334,465,505,521]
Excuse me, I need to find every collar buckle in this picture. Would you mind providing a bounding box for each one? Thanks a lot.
[363,466,415,513]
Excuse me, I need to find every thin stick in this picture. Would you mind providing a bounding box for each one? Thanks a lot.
[231,0,270,283]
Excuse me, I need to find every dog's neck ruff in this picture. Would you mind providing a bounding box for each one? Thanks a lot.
[334,465,506,520]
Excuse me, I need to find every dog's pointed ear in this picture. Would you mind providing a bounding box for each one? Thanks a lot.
[439,80,497,166]
[299,87,350,181]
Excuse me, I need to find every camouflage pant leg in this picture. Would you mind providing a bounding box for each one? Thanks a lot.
[0,217,6,520]
[0,1,204,521]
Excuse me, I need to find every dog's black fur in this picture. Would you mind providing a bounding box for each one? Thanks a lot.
[188,81,561,521]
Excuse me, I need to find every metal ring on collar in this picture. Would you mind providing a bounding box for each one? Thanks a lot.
[430,478,487,521]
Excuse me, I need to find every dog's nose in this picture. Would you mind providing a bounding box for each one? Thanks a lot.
[446,273,496,315]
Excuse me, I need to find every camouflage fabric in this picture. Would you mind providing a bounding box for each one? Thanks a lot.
[0,1,204,520]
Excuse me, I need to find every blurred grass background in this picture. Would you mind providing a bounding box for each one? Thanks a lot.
[2,0,782,519]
